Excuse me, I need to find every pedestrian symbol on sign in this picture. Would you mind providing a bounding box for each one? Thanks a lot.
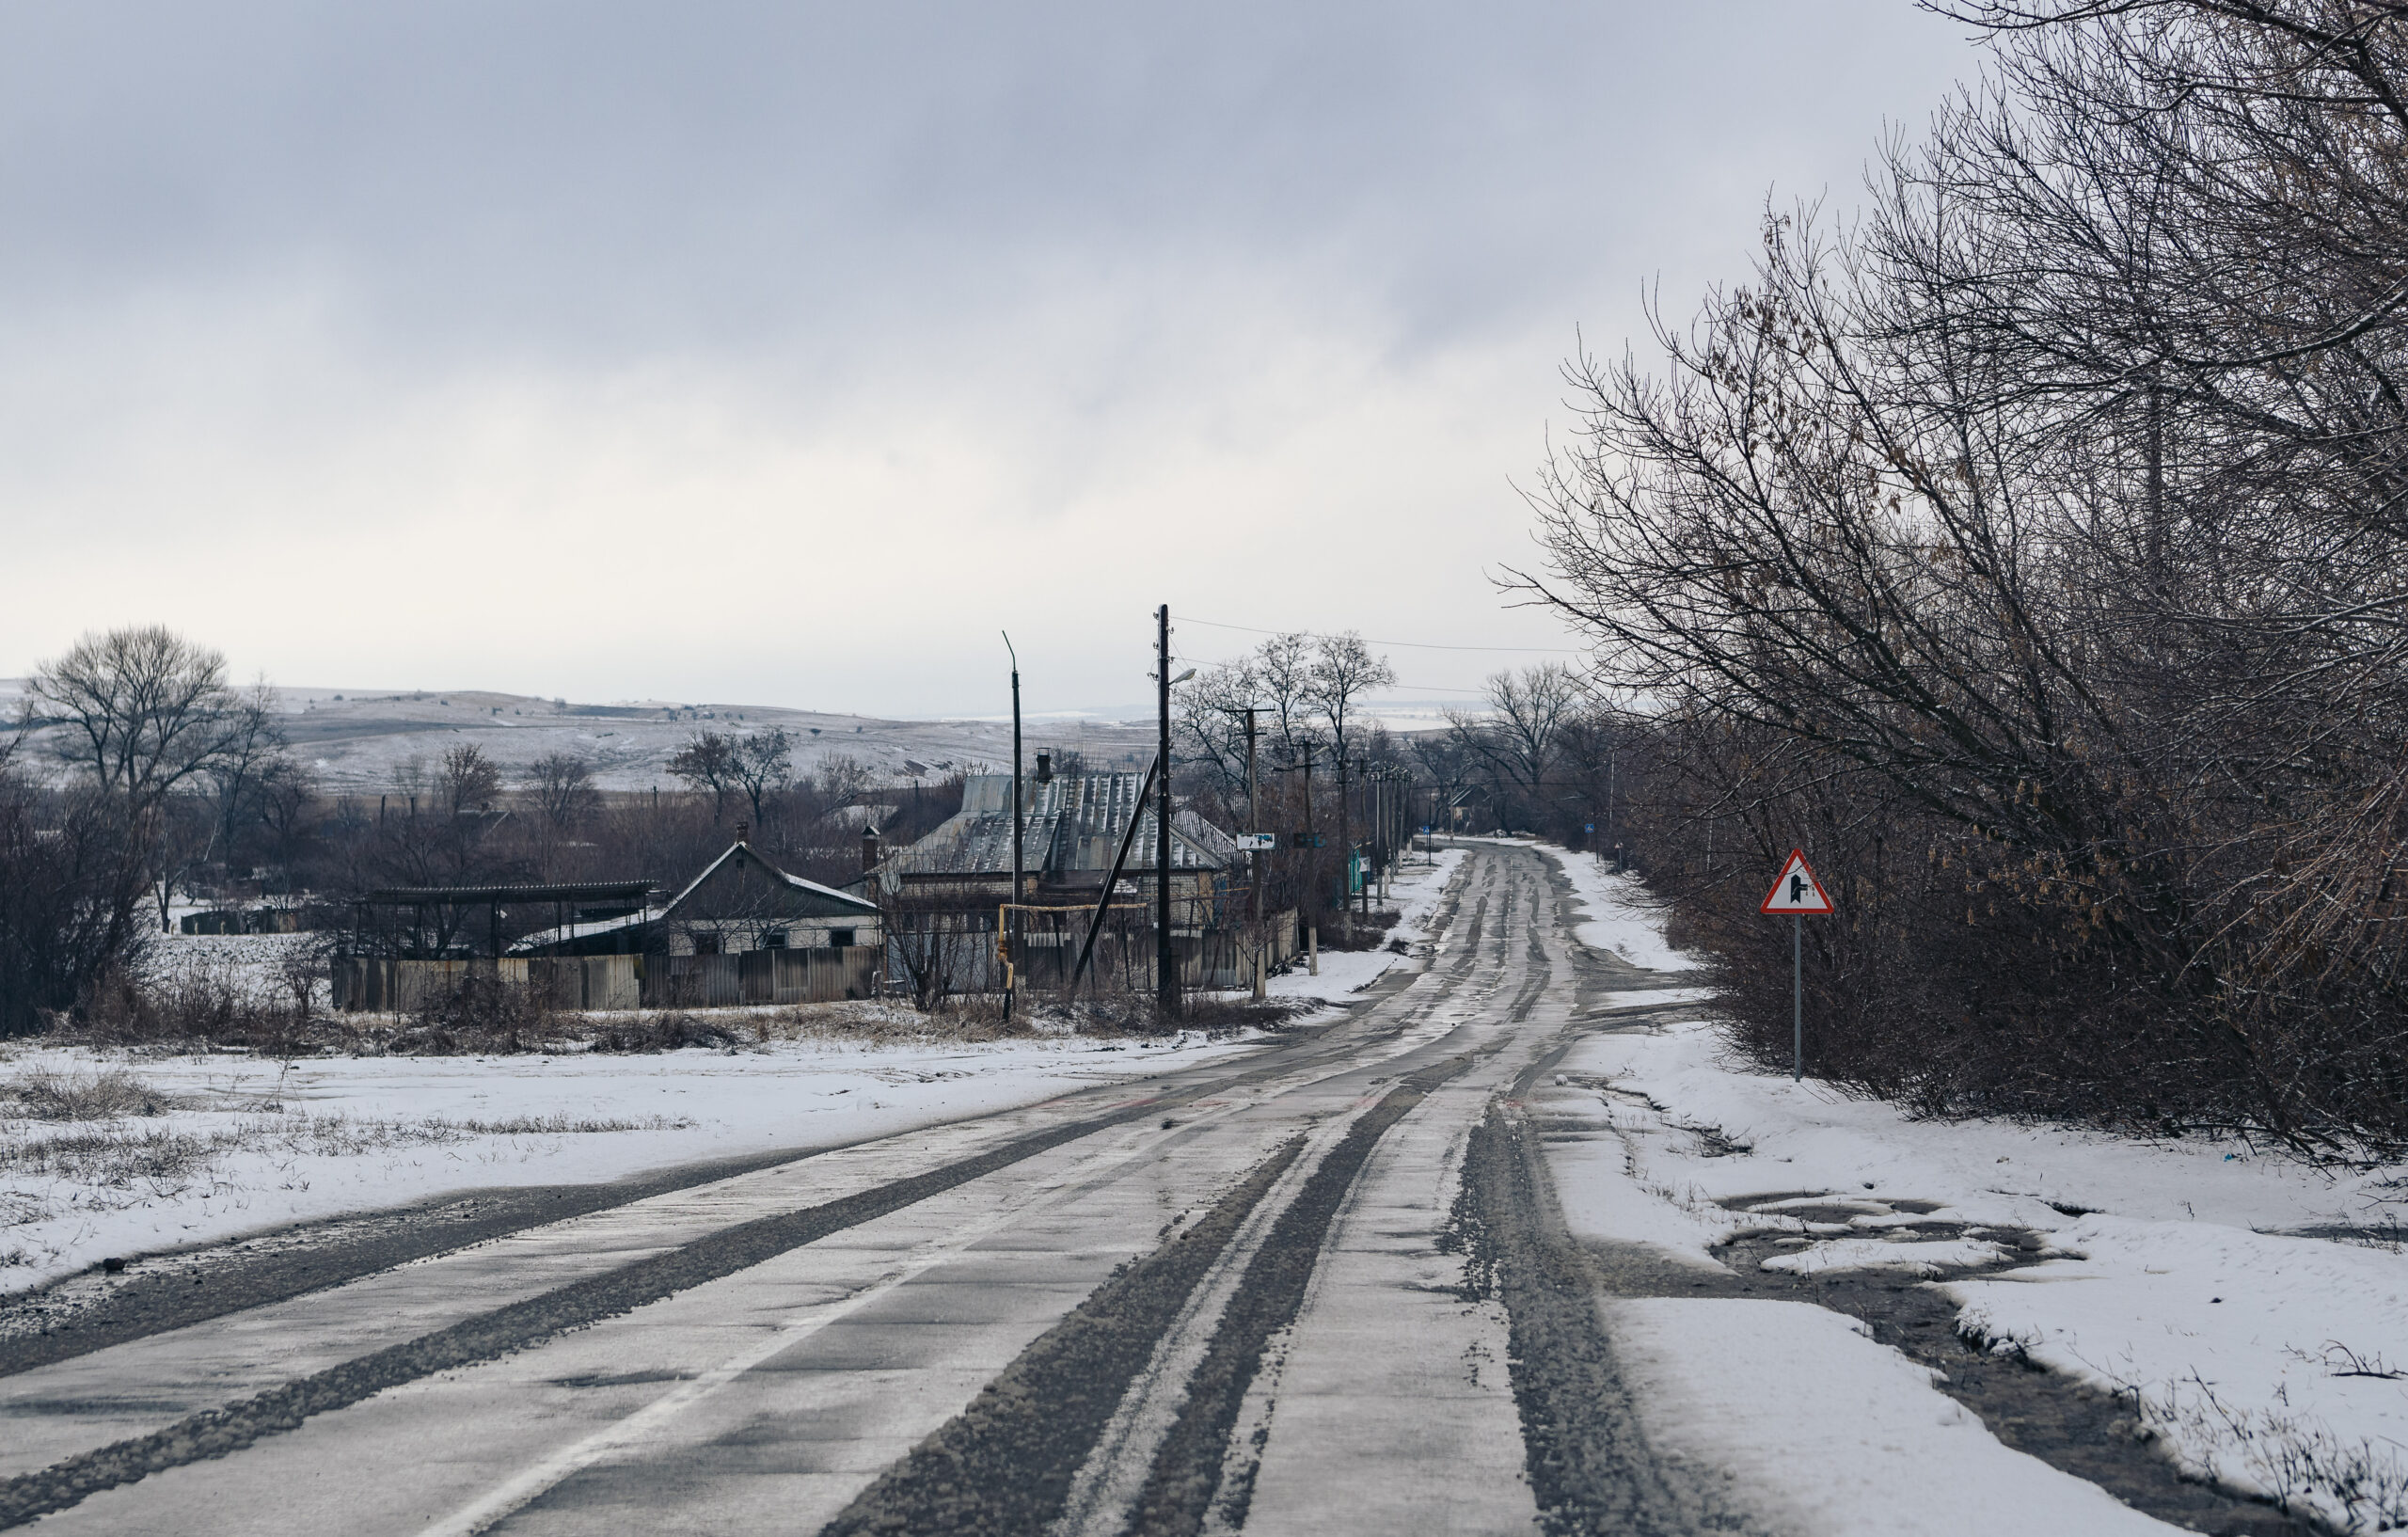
[1759,849,1833,914]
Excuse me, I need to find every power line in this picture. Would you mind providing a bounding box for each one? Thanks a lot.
[1179,615,1586,656]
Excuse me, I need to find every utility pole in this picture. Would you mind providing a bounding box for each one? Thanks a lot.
[1379,768,1392,904]
[1243,706,1264,1000]
[1370,768,1384,906]
[1286,742,1318,974]
[1336,750,1353,944]
[1354,758,1370,926]
[1156,604,1178,1018]
[1004,631,1022,1021]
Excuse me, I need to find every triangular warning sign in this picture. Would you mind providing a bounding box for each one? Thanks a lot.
[1760,849,1834,914]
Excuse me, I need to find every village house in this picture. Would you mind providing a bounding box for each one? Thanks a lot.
[877,768,1285,992]
[512,833,879,958]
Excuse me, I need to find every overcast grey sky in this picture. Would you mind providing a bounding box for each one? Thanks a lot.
[0,3,1982,717]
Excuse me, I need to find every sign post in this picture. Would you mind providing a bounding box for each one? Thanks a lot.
[1759,849,1833,1081]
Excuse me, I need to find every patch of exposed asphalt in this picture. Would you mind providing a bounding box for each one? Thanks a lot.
[1121,1053,1476,1537]
[813,1055,1477,1537]
[814,1136,1310,1537]
[1452,1098,1743,1537]
[0,1144,835,1379]
[0,1090,1211,1532]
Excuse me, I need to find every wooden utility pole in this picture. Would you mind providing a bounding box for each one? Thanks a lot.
[1301,743,1317,974]
[1156,604,1178,1017]
[1336,750,1353,943]
[1004,631,1022,1020]
[1243,706,1263,999]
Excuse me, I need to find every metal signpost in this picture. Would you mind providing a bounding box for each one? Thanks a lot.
[1758,849,1834,1081]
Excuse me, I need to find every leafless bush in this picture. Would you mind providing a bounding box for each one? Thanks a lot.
[0,1067,170,1120]
[1316,909,1401,953]
[584,1011,740,1054]
[1028,990,1312,1038]
[73,962,285,1051]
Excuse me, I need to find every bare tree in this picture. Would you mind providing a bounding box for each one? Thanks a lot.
[1251,631,1322,764]
[0,778,151,1034]
[728,729,794,829]
[527,752,598,834]
[1178,661,1259,812]
[668,732,740,820]
[436,744,501,815]
[1512,0,2408,1140]
[1446,664,1579,828]
[29,626,237,813]
[1307,633,1395,939]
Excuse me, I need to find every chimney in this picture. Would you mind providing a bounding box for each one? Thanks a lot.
[1035,752,1053,784]
[737,821,749,845]
[862,824,880,872]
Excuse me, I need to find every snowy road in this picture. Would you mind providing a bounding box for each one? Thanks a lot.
[0,847,2252,1534]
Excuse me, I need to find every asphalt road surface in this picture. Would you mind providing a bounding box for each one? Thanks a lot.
[0,844,1714,1536]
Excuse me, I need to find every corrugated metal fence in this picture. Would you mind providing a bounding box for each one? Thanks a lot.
[642,947,878,1007]
[332,947,876,1013]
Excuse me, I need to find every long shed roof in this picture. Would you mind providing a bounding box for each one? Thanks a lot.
[886,772,1235,880]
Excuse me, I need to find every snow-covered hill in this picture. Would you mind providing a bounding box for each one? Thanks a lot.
[0,680,1158,792]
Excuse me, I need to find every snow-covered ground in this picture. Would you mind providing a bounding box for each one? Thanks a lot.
[0,1028,1259,1297]
[136,929,327,1008]
[1259,848,1463,1010]
[0,848,1463,1296]
[1545,1010,2408,1533]
[1529,840,1697,972]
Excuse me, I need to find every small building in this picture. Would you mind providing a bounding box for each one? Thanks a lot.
[512,839,879,958]
[333,842,885,1012]
[885,770,1234,901]
[877,771,1275,992]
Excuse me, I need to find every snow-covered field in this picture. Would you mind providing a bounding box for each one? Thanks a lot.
[1545,1015,2408,1533]
[0,1027,1260,1297]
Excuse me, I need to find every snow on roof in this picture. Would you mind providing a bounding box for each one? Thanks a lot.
[888,772,1233,879]
[659,840,879,916]
[504,908,660,954]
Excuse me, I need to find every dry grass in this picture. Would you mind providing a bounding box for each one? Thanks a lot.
[0,1068,173,1121]
[50,965,1310,1059]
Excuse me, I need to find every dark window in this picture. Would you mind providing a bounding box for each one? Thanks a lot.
[764,930,787,949]
[692,932,721,956]
[829,928,855,949]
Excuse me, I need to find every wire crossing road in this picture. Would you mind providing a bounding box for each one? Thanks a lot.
[0,846,1708,1537]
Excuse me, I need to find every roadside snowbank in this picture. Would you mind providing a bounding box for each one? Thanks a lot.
[0,1028,1258,1296]
[1260,848,1463,1011]
[1606,1298,2178,1536]
[1556,1017,2408,1532]
[1529,842,1696,972]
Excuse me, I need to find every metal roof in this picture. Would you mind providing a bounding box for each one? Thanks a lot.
[360,881,657,906]
[887,773,1234,879]
[657,841,879,917]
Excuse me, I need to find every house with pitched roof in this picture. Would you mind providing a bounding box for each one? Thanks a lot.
[875,769,1266,992]
[513,835,879,958]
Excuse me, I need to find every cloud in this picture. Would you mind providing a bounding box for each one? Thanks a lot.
[0,1,1980,713]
